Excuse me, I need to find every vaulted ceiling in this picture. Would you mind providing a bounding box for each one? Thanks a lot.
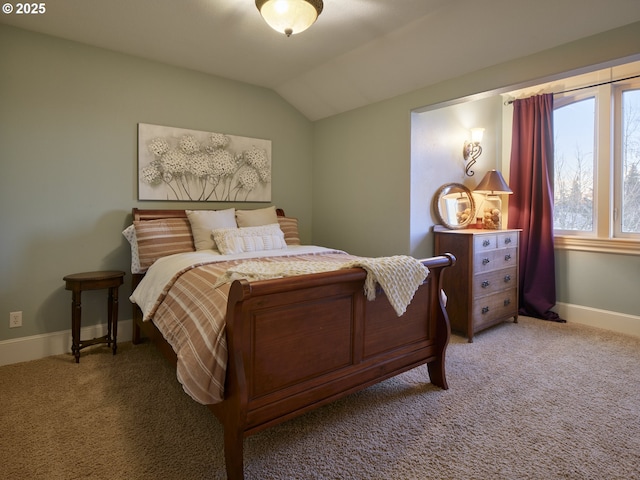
[3,0,640,120]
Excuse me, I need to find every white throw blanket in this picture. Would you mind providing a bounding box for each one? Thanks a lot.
[342,256,429,316]
[214,255,429,316]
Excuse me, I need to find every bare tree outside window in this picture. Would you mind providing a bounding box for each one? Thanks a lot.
[553,98,595,232]
[553,87,640,236]
[622,89,640,234]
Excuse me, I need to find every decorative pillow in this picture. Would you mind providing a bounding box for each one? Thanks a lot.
[277,217,301,245]
[122,225,143,274]
[213,224,287,255]
[186,208,236,251]
[235,206,278,227]
[134,218,195,271]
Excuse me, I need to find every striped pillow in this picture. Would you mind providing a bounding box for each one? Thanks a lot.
[277,217,301,245]
[134,218,195,271]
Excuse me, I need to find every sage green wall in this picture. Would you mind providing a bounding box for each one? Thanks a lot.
[313,22,640,317]
[555,250,639,315]
[312,102,412,256]
[0,25,314,341]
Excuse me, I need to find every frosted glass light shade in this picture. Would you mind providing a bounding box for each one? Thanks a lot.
[256,0,323,36]
[470,128,484,144]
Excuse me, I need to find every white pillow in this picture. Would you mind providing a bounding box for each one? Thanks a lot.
[186,209,237,250]
[213,224,287,255]
[235,206,278,227]
[122,224,143,274]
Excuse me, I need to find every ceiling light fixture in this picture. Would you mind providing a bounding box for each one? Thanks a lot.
[256,0,323,37]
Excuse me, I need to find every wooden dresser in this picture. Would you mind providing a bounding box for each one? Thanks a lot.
[434,226,520,342]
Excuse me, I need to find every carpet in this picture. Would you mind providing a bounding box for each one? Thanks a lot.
[1,317,639,479]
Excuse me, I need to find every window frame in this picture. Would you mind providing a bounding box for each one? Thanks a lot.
[552,90,598,237]
[613,80,640,240]
[552,79,640,255]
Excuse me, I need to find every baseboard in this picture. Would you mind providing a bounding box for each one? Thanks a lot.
[554,302,640,338]
[2,305,638,366]
[0,319,133,367]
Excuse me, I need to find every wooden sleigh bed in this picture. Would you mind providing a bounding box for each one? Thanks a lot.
[128,207,455,480]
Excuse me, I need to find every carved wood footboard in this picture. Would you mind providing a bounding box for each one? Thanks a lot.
[211,254,453,479]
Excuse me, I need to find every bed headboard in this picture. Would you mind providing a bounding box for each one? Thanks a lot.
[133,208,285,222]
[129,207,291,289]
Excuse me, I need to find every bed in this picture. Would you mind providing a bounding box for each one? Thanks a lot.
[126,206,455,480]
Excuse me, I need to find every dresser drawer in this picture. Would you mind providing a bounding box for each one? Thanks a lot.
[472,267,517,296]
[473,234,498,251]
[473,246,518,274]
[473,289,518,329]
[497,231,518,248]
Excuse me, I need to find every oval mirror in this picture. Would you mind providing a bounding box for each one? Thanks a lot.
[433,183,476,229]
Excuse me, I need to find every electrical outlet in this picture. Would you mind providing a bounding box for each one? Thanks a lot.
[9,311,22,328]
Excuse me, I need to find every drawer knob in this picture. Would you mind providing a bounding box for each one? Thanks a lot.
[504,298,511,307]
[483,239,491,247]
[504,254,511,261]
[481,280,490,288]
[505,237,512,244]
[481,306,490,314]
[504,274,511,282]
[482,258,490,265]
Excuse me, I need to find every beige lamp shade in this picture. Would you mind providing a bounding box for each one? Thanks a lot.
[474,169,513,194]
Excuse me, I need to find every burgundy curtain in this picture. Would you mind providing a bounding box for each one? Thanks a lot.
[507,94,563,321]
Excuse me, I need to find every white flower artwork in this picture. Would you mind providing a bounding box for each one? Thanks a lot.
[138,123,272,202]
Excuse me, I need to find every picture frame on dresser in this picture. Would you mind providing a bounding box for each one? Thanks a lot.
[434,225,520,342]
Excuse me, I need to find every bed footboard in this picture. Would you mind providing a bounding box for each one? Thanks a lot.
[210,253,454,480]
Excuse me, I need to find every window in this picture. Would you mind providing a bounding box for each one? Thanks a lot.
[554,95,596,233]
[618,87,640,236]
[552,76,640,250]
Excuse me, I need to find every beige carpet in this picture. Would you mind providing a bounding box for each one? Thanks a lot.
[1,317,639,480]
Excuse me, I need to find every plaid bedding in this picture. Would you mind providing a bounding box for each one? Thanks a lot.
[133,249,354,404]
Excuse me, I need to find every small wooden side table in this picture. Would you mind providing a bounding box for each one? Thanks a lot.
[63,270,125,363]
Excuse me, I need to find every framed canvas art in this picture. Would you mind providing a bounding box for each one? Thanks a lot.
[138,123,271,202]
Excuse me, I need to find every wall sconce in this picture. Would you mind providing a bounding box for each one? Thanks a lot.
[474,169,513,229]
[462,128,484,177]
[256,0,323,37]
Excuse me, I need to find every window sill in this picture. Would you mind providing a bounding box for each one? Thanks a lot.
[554,235,640,255]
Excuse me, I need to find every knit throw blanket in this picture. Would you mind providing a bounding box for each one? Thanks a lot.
[214,255,429,316]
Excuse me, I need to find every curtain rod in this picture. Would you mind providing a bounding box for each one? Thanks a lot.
[504,74,640,105]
